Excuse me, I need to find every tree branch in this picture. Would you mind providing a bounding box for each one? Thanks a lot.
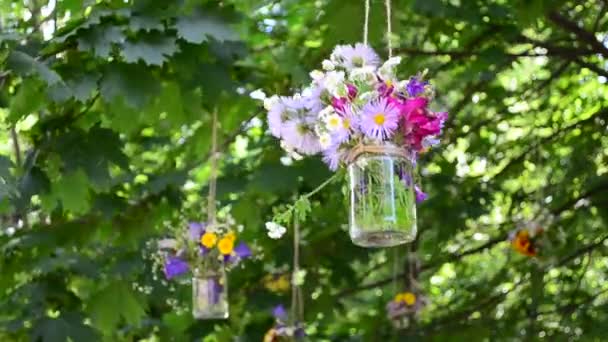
[573,58,608,78]
[492,108,608,180]
[396,47,596,59]
[547,11,608,58]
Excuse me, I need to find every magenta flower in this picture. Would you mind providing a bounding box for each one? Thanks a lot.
[347,84,358,100]
[360,98,400,140]
[402,97,429,120]
[331,97,348,112]
[164,256,189,279]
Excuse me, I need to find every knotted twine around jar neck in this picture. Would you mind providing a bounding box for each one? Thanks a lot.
[344,143,410,165]
[363,0,394,58]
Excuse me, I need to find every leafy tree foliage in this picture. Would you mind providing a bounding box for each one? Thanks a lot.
[0,0,607,340]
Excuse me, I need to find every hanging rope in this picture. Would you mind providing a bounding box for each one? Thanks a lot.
[363,0,370,45]
[392,247,399,294]
[291,214,304,323]
[362,0,394,57]
[207,110,219,224]
[385,0,393,57]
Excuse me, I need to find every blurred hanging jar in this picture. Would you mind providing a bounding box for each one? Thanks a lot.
[347,145,417,247]
[192,266,229,319]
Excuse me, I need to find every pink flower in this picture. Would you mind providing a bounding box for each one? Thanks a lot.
[402,97,429,119]
[332,97,348,112]
[347,84,358,100]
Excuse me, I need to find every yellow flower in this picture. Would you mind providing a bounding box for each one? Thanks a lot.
[224,231,236,242]
[217,237,234,255]
[200,232,217,248]
[395,292,416,306]
[402,292,416,306]
[264,274,290,293]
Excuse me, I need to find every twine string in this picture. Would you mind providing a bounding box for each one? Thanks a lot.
[291,214,304,323]
[385,0,393,57]
[344,143,411,165]
[363,0,370,45]
[207,110,219,225]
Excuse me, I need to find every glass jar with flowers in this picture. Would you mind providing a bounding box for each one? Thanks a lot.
[159,220,252,319]
[263,43,447,247]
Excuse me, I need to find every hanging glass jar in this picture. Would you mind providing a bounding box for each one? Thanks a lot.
[192,265,229,319]
[347,146,417,247]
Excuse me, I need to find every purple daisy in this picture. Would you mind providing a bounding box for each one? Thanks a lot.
[267,97,290,138]
[188,222,205,241]
[164,256,189,279]
[406,77,428,97]
[281,121,322,156]
[322,143,344,171]
[303,85,326,113]
[360,98,400,140]
[331,43,380,69]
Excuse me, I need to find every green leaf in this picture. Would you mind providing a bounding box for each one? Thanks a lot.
[49,169,91,214]
[87,281,147,334]
[175,13,237,44]
[100,63,160,108]
[121,35,179,66]
[31,313,100,342]
[6,51,62,85]
[152,82,186,125]
[129,15,164,32]
[50,127,128,190]
[0,155,13,181]
[9,78,46,123]
[77,23,125,58]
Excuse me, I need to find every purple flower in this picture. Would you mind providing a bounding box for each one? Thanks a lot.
[281,121,322,156]
[294,324,306,338]
[406,77,428,97]
[360,98,400,140]
[164,256,189,279]
[303,85,325,113]
[207,277,224,304]
[272,304,288,321]
[322,143,344,171]
[267,98,289,138]
[234,242,252,259]
[332,43,380,69]
[188,222,205,241]
[415,185,428,203]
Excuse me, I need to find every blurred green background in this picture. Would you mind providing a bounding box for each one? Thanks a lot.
[1,0,607,340]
